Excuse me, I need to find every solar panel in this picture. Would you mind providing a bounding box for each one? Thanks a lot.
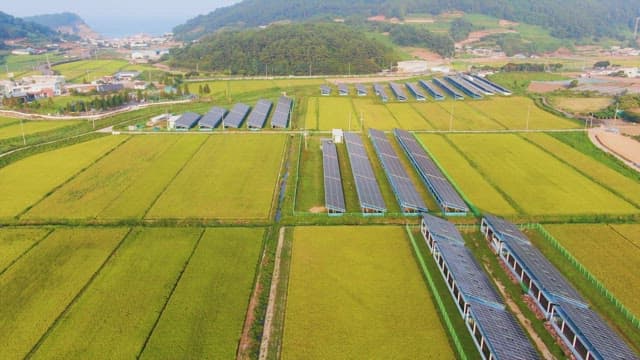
[356,84,368,96]
[344,132,386,213]
[469,303,540,360]
[405,82,426,100]
[368,128,427,213]
[555,300,638,360]
[271,96,293,128]
[394,129,468,214]
[199,107,227,129]
[389,82,408,101]
[246,99,272,129]
[471,74,512,95]
[320,85,332,95]
[322,139,346,214]
[433,78,464,100]
[175,112,201,129]
[223,103,251,128]
[373,83,389,102]
[461,74,495,95]
[338,83,349,96]
[482,214,529,242]
[445,76,483,99]
[422,214,464,244]
[419,80,445,100]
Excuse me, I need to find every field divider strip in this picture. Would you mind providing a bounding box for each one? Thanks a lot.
[0,227,54,277]
[291,134,303,214]
[525,223,640,331]
[136,228,206,358]
[408,102,438,129]
[268,135,291,222]
[404,224,469,360]
[258,227,285,360]
[606,224,640,252]
[25,227,134,359]
[140,135,209,220]
[519,134,640,209]
[15,135,132,220]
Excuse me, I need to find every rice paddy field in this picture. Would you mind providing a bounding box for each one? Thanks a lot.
[543,224,640,317]
[282,226,454,359]
[317,97,358,130]
[52,60,131,83]
[420,133,638,216]
[0,120,83,141]
[351,98,399,129]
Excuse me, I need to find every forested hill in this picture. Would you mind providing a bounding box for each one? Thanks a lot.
[169,23,397,76]
[24,13,99,39]
[0,11,56,42]
[174,0,640,41]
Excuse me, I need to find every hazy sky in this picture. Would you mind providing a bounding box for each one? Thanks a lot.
[4,0,240,36]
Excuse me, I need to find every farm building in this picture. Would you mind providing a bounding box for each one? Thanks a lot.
[421,214,539,360]
[480,215,638,360]
[320,85,332,96]
[174,112,201,130]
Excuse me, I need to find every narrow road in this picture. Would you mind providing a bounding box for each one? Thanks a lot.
[258,227,286,360]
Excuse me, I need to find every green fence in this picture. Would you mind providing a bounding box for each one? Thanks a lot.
[522,223,640,330]
[405,225,469,360]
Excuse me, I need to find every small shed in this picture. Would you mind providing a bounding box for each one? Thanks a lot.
[332,129,344,144]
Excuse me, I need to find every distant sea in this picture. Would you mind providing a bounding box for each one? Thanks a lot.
[85,16,188,38]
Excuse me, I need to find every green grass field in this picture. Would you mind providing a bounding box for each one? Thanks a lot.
[0,227,51,273]
[0,227,128,359]
[0,135,127,219]
[551,97,613,114]
[543,224,640,317]
[146,134,286,220]
[435,134,637,215]
[24,135,206,220]
[141,227,263,359]
[282,226,454,359]
[0,120,83,141]
[351,98,399,130]
[32,227,200,359]
[52,60,130,83]
[317,97,358,130]
[417,134,517,215]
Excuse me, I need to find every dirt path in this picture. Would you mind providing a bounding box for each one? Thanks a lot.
[258,227,286,360]
[589,127,640,172]
[488,266,556,360]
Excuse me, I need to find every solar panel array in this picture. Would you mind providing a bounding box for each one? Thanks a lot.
[271,96,293,128]
[461,74,496,95]
[344,132,386,214]
[471,74,512,95]
[338,83,349,95]
[419,80,445,100]
[422,214,539,360]
[356,84,368,96]
[373,83,389,102]
[322,139,346,214]
[433,78,463,100]
[394,129,468,214]
[389,82,408,101]
[175,112,201,129]
[445,76,483,99]
[320,85,332,95]
[199,107,227,129]
[483,215,638,360]
[246,99,272,129]
[223,103,251,128]
[368,128,427,213]
[405,82,426,100]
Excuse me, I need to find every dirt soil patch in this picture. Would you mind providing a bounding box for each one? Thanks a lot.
[499,19,519,27]
[589,126,640,171]
[308,206,326,213]
[407,48,443,62]
[528,81,566,93]
[456,29,517,47]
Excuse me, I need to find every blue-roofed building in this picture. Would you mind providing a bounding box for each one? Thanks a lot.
[421,214,539,360]
[174,112,201,130]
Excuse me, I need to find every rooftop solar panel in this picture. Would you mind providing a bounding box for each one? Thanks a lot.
[469,303,540,360]
[395,129,468,213]
[246,99,272,129]
[422,214,464,244]
[344,132,386,213]
[199,107,227,129]
[223,103,251,128]
[556,300,639,360]
[482,214,529,242]
[175,112,201,129]
[368,128,427,213]
[322,139,346,213]
[271,96,293,128]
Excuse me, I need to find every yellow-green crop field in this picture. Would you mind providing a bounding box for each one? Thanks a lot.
[317,97,358,130]
[351,98,399,129]
[417,134,517,215]
[53,60,131,83]
[0,120,83,141]
[544,224,640,317]
[0,117,20,127]
[304,97,318,129]
[387,103,431,129]
[0,227,51,272]
[427,133,637,215]
[282,226,454,359]
[146,134,286,220]
[0,135,127,219]
[0,227,129,359]
[24,135,206,221]
[467,97,579,129]
[551,97,613,114]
